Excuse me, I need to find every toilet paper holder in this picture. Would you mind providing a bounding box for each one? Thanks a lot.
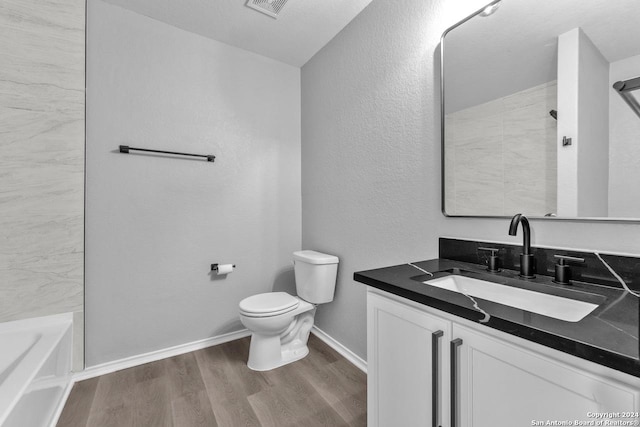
[211,263,236,272]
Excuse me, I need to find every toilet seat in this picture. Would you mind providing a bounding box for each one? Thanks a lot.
[239,292,300,318]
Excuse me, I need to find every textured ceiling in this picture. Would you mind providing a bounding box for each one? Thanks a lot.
[100,0,374,67]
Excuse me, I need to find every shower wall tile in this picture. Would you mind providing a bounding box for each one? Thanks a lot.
[454,137,504,215]
[0,0,85,367]
[445,81,557,217]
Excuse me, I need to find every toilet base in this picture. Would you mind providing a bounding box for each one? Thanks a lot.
[246,309,315,371]
[247,333,283,371]
[281,343,310,366]
[247,339,310,371]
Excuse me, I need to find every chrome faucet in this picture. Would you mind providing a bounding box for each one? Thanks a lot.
[508,213,535,278]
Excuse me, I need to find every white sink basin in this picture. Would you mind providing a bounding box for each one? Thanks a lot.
[424,275,599,322]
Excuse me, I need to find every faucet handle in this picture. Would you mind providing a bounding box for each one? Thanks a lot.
[478,247,499,255]
[553,255,584,284]
[554,255,585,265]
[478,247,500,273]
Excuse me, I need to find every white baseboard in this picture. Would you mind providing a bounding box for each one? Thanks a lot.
[70,326,366,382]
[74,329,252,382]
[311,326,367,373]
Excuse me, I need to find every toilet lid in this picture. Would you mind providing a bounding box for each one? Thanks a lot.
[239,292,299,317]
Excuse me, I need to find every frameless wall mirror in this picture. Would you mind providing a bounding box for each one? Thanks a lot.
[441,0,640,221]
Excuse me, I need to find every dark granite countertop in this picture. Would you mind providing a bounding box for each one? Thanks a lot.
[354,258,640,378]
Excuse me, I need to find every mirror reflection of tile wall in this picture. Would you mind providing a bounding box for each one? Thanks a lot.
[445,81,557,217]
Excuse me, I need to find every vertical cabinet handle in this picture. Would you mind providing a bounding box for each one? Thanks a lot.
[450,338,463,427]
[432,330,444,427]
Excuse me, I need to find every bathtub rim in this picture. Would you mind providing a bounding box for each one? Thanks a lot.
[0,313,73,427]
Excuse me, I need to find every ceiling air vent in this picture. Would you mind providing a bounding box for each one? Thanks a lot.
[245,0,289,19]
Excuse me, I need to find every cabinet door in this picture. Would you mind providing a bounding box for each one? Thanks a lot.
[368,291,451,427]
[452,324,640,427]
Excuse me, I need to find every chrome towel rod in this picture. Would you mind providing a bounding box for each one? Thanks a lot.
[613,76,640,120]
[119,145,215,162]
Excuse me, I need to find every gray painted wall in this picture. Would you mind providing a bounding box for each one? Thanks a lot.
[609,54,640,218]
[301,0,640,361]
[1,0,85,369]
[576,29,609,217]
[86,0,301,366]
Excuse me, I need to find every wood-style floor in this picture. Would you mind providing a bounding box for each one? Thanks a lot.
[57,334,367,427]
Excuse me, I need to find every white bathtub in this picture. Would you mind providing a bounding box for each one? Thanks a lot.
[0,314,73,427]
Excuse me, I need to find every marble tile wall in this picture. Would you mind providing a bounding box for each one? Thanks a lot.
[445,81,558,217]
[0,0,85,369]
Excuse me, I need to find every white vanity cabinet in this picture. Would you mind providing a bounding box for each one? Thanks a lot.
[367,291,451,427]
[367,289,640,427]
[454,324,639,427]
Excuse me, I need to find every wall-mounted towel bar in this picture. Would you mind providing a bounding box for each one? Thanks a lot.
[613,76,640,120]
[119,145,215,162]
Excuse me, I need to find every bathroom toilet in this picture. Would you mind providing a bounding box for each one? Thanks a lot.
[239,250,339,371]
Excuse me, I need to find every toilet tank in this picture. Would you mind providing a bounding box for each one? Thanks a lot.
[293,250,339,304]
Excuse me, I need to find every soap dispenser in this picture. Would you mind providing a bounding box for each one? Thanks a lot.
[553,255,585,285]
